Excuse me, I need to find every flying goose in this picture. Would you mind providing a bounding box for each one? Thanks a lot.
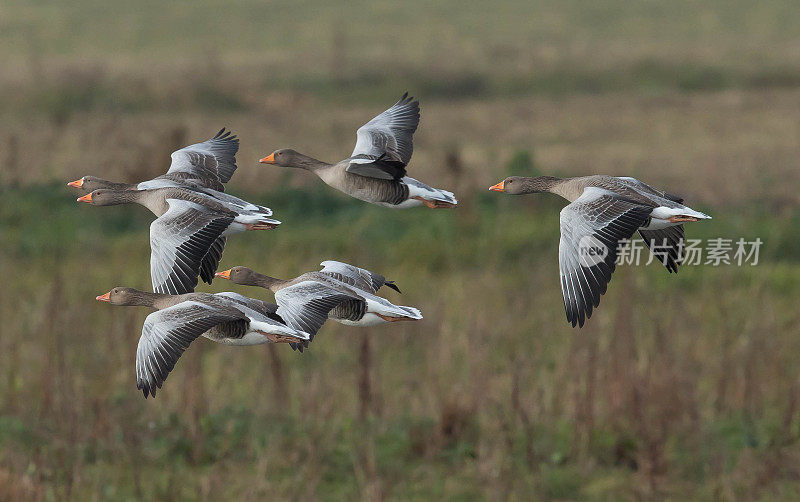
[77,187,279,295]
[96,287,310,398]
[215,264,422,350]
[489,175,711,327]
[259,93,457,209]
[67,128,239,193]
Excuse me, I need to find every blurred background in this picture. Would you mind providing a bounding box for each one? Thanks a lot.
[2,0,800,499]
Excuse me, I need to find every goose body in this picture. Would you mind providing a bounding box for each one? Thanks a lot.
[259,93,457,209]
[215,263,422,350]
[318,260,403,324]
[489,175,711,327]
[96,287,309,398]
[78,186,279,295]
[68,128,239,193]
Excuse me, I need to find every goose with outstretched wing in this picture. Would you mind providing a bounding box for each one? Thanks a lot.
[96,287,309,398]
[68,129,251,287]
[489,174,711,327]
[68,128,240,193]
[77,186,279,295]
[215,264,421,351]
[258,93,457,209]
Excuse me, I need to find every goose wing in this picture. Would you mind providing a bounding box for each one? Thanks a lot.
[559,188,653,327]
[150,199,234,295]
[166,128,239,187]
[136,300,247,398]
[617,176,684,204]
[319,260,397,293]
[639,225,685,274]
[347,93,419,180]
[199,237,226,285]
[214,292,280,318]
[274,280,363,346]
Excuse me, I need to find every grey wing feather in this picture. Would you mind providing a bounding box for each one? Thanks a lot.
[274,280,363,340]
[167,128,239,185]
[346,155,407,180]
[559,188,652,328]
[199,237,226,285]
[319,260,387,293]
[617,176,684,204]
[150,199,234,295]
[350,93,419,168]
[639,225,685,274]
[196,187,273,216]
[137,301,247,398]
[214,292,278,317]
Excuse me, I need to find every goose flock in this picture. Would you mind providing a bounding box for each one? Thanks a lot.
[69,93,711,398]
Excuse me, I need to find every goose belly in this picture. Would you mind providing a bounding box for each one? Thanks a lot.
[323,170,409,206]
[376,198,422,209]
[202,330,270,346]
[334,313,387,327]
[222,222,246,236]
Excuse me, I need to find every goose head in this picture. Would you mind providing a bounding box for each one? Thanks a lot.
[96,287,152,306]
[215,266,260,285]
[67,176,117,191]
[260,149,320,170]
[489,176,562,195]
[77,189,137,205]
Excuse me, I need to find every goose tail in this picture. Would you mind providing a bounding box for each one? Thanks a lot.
[404,177,458,206]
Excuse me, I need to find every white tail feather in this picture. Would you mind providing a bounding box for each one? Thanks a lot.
[404,176,458,205]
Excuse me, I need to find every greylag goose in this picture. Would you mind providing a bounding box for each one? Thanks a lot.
[215,264,422,350]
[68,128,239,193]
[489,175,711,327]
[96,287,309,398]
[259,93,457,209]
[78,187,279,295]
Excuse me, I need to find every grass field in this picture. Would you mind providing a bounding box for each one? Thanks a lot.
[2,1,800,500]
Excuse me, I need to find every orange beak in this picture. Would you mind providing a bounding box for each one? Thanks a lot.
[489,181,505,192]
[67,178,84,188]
[96,292,111,302]
[215,269,231,280]
[259,153,275,164]
[77,193,93,203]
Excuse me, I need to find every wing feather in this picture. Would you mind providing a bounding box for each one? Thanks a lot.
[136,301,247,398]
[274,280,363,346]
[150,199,233,295]
[558,188,652,327]
[166,128,240,187]
[639,225,685,273]
[318,260,391,293]
[347,93,419,179]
